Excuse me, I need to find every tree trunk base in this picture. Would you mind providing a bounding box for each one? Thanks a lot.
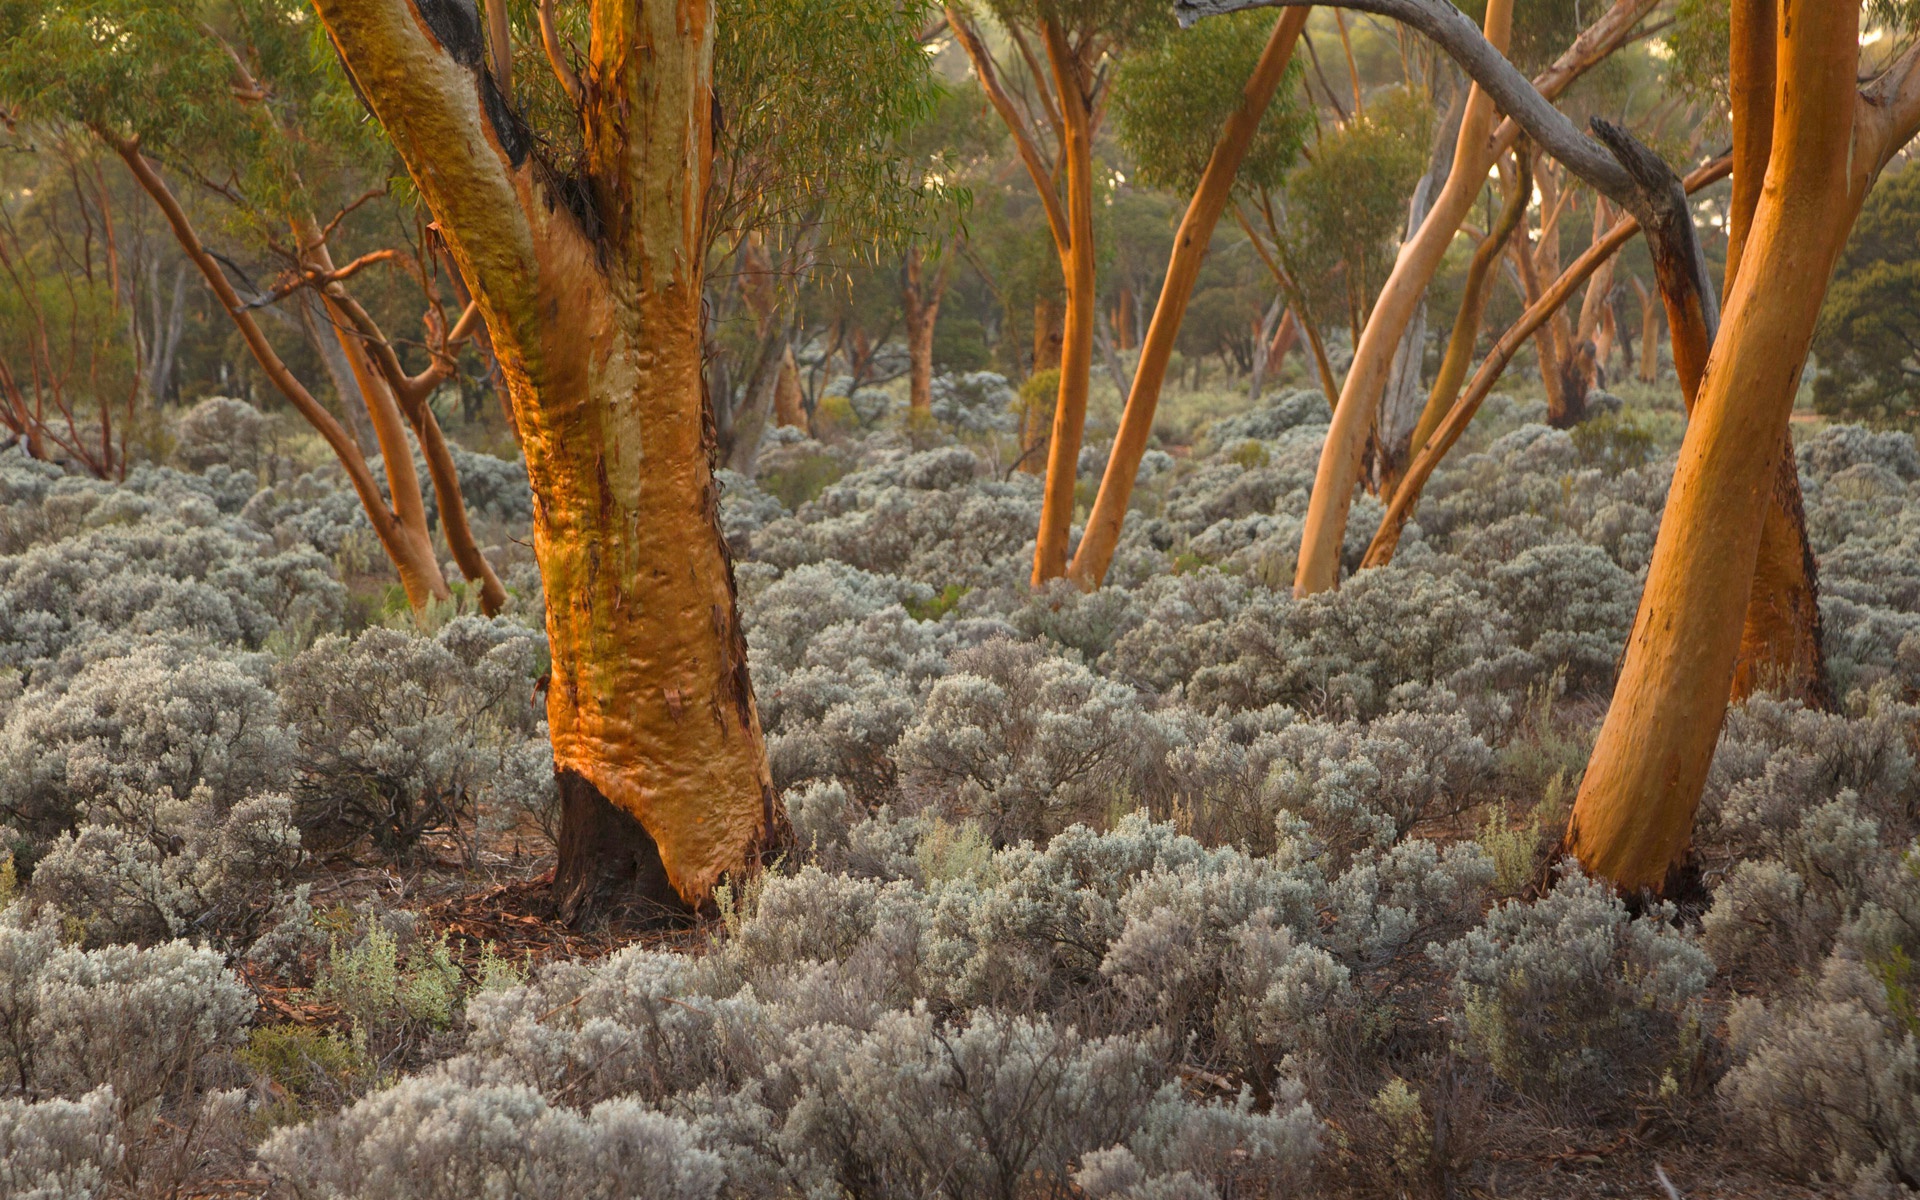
[552,770,694,928]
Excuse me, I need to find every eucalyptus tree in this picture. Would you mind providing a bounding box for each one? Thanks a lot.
[1184,0,1920,895]
[300,0,939,916]
[0,0,507,613]
[1067,7,1314,587]
[943,0,1170,584]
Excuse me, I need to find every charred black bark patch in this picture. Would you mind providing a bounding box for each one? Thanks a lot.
[411,0,485,68]
[480,73,531,167]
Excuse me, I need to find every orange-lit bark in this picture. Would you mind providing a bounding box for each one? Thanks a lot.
[903,245,949,417]
[1394,148,1528,500]
[1066,8,1310,589]
[1565,2,1887,893]
[1719,0,1825,708]
[315,0,780,912]
[1030,18,1098,584]
[1277,0,1660,594]
[1291,0,1510,596]
[1363,156,1732,569]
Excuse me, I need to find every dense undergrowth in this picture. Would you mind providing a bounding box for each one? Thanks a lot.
[0,377,1916,1199]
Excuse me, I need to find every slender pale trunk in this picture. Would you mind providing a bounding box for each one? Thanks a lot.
[316,0,780,912]
[1067,9,1310,588]
[112,140,451,611]
[1371,92,1464,490]
[1394,149,1528,499]
[1363,157,1732,570]
[1564,3,1867,893]
[1292,0,1511,597]
[1633,276,1660,383]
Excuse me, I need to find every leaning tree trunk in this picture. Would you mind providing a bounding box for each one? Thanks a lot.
[315,0,781,915]
[1564,2,1873,892]
[1291,0,1511,596]
[1030,18,1098,585]
[1720,0,1828,708]
[1068,8,1310,589]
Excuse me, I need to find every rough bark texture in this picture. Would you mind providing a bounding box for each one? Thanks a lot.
[1067,8,1310,589]
[315,0,782,910]
[553,771,690,923]
[1564,3,1869,894]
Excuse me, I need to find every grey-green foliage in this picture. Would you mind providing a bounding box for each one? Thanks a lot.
[0,905,252,1114]
[896,637,1163,843]
[323,814,1336,1197]
[1720,950,1920,1195]
[277,616,547,854]
[0,449,345,683]
[1435,870,1712,1114]
[30,787,301,946]
[0,645,291,844]
[259,1073,726,1200]
[0,1086,122,1200]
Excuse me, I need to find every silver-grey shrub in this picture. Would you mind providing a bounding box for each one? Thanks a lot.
[0,645,290,844]
[30,787,301,946]
[259,1072,725,1200]
[896,638,1159,843]
[0,1086,123,1200]
[1434,870,1711,1114]
[277,617,545,854]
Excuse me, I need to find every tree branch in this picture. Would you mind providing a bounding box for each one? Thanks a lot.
[944,5,1070,251]
[1363,153,1731,568]
[538,0,582,105]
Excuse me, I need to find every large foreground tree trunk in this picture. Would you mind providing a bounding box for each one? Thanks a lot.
[316,0,781,913]
[1564,1,1893,892]
[1720,0,1827,708]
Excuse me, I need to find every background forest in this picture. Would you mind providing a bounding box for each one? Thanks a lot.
[0,0,1917,1197]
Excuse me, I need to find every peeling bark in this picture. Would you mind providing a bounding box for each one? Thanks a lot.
[316,0,782,911]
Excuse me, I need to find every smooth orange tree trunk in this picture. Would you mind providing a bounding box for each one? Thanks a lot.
[315,0,780,914]
[1720,0,1827,708]
[1031,18,1098,584]
[1564,2,1877,892]
[1067,8,1311,589]
[903,245,948,418]
[1291,0,1511,596]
